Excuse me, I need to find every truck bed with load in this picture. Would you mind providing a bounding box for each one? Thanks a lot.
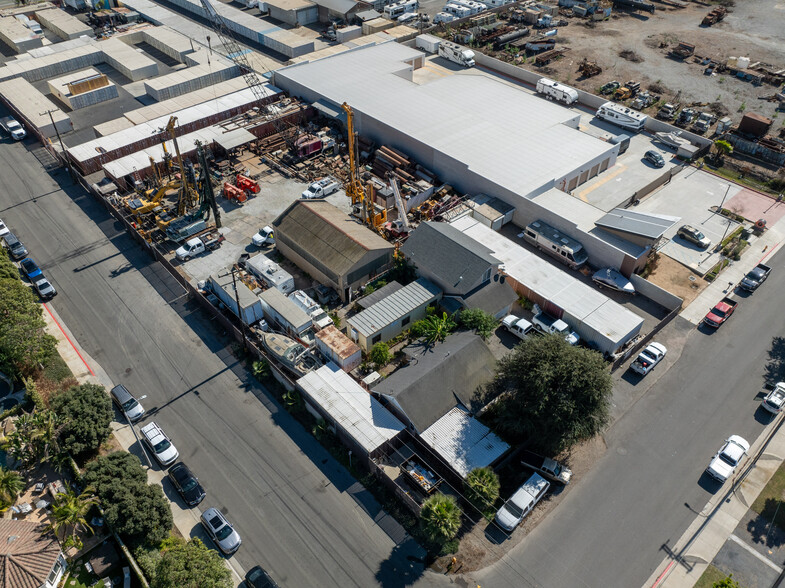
[739,263,771,292]
[520,450,572,485]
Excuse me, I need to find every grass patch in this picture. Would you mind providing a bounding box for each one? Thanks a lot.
[693,564,731,588]
[63,559,98,588]
[43,353,74,383]
[751,461,785,531]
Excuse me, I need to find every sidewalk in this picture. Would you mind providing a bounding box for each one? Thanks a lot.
[41,302,246,586]
[679,223,785,325]
[645,415,785,588]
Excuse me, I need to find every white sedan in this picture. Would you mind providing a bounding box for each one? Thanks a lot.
[706,435,749,483]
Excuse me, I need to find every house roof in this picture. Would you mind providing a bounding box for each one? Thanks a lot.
[348,278,442,338]
[461,279,517,316]
[373,331,496,432]
[265,0,315,11]
[0,520,61,588]
[297,363,404,453]
[314,325,361,360]
[420,407,509,478]
[402,222,499,296]
[273,200,393,278]
[357,280,403,309]
[595,208,679,240]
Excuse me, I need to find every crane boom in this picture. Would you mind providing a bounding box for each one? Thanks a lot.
[341,102,364,206]
[387,173,409,231]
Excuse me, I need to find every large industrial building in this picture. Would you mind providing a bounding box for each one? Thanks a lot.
[273,42,670,275]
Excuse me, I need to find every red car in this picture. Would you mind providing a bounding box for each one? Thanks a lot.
[703,297,738,328]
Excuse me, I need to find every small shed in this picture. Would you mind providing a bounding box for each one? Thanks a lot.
[297,363,404,462]
[347,278,442,351]
[315,325,362,371]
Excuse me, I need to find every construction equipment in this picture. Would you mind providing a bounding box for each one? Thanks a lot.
[222,182,247,204]
[383,174,410,239]
[600,80,620,95]
[613,0,655,13]
[195,140,221,228]
[236,174,260,196]
[577,59,602,78]
[161,116,198,216]
[701,6,726,26]
[124,180,181,217]
[198,0,300,153]
[669,42,695,60]
[614,80,640,100]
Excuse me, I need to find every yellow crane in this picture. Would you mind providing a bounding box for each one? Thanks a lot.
[341,102,387,229]
[163,116,198,215]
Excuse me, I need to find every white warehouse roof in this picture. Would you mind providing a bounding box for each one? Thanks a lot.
[420,407,509,478]
[297,363,404,453]
[275,42,616,200]
[450,216,644,354]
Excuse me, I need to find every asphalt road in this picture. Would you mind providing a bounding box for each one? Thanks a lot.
[0,136,424,587]
[468,253,785,587]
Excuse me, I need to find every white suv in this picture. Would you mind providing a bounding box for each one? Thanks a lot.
[140,422,179,467]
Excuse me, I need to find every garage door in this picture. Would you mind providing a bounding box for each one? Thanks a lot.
[297,6,319,24]
[599,158,610,172]
[579,169,589,184]
[567,176,578,191]
[590,164,600,178]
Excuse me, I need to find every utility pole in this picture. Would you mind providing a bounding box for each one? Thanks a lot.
[41,109,76,183]
[230,267,248,347]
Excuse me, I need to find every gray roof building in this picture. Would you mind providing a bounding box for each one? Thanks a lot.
[401,222,516,318]
[272,200,394,301]
[595,208,679,247]
[373,331,496,433]
[357,280,403,309]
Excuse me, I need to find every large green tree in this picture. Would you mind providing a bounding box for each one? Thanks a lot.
[486,334,612,452]
[83,452,173,545]
[0,276,57,378]
[51,384,113,457]
[420,493,462,544]
[0,467,24,510]
[152,538,231,588]
[0,249,18,281]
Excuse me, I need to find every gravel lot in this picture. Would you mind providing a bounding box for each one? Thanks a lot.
[494,0,785,127]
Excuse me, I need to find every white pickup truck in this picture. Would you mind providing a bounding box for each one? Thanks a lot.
[502,315,535,340]
[532,307,579,345]
[301,177,340,199]
[0,116,26,140]
[629,342,667,376]
[175,233,225,261]
[706,435,749,483]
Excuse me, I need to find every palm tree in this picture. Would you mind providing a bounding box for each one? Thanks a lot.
[30,411,64,465]
[712,139,733,165]
[47,485,98,551]
[419,313,456,345]
[464,467,501,511]
[420,493,462,544]
[0,467,24,510]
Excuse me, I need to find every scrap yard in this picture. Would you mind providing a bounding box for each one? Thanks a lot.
[1,0,785,585]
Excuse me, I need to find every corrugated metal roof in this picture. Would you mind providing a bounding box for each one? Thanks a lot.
[315,325,361,360]
[595,208,680,240]
[451,217,643,352]
[420,407,509,478]
[273,200,393,278]
[297,363,403,453]
[275,43,615,200]
[348,278,441,338]
[357,280,403,309]
[259,287,312,329]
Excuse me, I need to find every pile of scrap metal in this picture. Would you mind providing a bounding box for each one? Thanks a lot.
[577,58,602,77]
[701,5,726,26]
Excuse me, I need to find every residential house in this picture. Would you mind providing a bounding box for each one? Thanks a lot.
[401,222,516,319]
[0,520,67,588]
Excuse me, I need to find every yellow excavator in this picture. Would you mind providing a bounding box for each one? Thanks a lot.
[341,102,387,230]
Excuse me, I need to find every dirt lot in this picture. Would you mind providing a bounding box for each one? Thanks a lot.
[495,0,785,126]
[645,252,708,305]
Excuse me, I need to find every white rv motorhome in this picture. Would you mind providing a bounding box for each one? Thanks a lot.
[433,11,455,23]
[523,220,588,269]
[449,0,487,13]
[384,0,417,18]
[443,3,472,17]
[535,78,579,105]
[596,102,648,132]
[438,40,475,67]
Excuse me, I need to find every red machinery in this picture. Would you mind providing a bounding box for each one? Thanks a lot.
[222,182,247,204]
[236,174,260,195]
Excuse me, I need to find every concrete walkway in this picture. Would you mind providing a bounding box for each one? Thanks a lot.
[40,302,246,585]
[645,414,785,588]
[679,222,785,325]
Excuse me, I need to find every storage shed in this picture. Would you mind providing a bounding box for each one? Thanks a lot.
[272,200,394,302]
[208,273,265,326]
[297,363,404,463]
[347,278,442,351]
[315,325,362,372]
[258,287,313,340]
[265,0,319,26]
[451,216,644,356]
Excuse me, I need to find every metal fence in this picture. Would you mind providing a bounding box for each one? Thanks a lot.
[611,304,680,371]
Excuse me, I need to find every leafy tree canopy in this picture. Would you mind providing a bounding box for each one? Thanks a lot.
[103,482,172,545]
[0,277,56,378]
[486,334,612,452]
[420,493,461,544]
[83,452,147,497]
[51,384,113,457]
[459,309,499,340]
[152,538,231,588]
